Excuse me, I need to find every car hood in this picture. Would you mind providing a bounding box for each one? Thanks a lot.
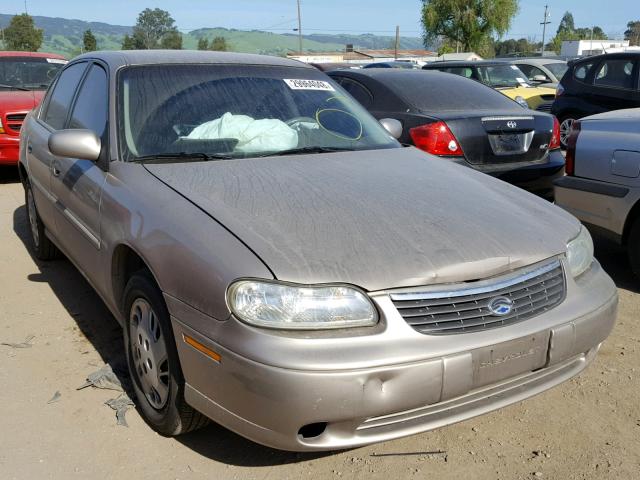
[144,147,580,291]
[0,90,45,112]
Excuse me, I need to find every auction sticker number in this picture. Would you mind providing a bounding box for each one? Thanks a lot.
[284,79,335,91]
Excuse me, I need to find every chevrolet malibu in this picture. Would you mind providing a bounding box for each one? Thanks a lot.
[19,51,617,451]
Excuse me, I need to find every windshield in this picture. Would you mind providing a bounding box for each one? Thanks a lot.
[0,57,66,90]
[118,64,399,161]
[544,62,568,79]
[475,65,530,88]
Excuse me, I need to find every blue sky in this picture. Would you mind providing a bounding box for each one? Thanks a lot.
[8,0,637,40]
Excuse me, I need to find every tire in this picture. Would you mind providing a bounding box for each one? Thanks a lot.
[123,271,208,436]
[628,218,640,279]
[25,181,59,260]
[558,114,577,149]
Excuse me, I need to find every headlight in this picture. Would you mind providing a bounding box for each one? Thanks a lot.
[566,226,594,278]
[227,280,378,330]
[514,96,529,108]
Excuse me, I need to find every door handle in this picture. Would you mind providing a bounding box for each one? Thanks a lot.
[52,160,61,177]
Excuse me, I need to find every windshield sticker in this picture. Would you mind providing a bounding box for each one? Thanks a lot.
[46,58,68,64]
[284,79,335,91]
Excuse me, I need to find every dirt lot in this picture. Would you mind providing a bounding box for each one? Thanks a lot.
[1,167,639,480]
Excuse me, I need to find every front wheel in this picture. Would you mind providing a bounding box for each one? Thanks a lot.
[123,272,208,435]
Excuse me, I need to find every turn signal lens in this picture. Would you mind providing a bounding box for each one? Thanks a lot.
[0,118,4,134]
[409,121,463,156]
[549,117,561,150]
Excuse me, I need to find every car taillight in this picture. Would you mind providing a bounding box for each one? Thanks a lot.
[549,116,561,150]
[565,120,581,176]
[555,83,564,98]
[409,121,463,156]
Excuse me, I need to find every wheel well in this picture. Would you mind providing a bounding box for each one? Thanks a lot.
[18,162,28,189]
[622,200,640,246]
[111,245,155,313]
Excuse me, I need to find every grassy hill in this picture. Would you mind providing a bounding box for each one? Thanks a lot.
[0,14,426,58]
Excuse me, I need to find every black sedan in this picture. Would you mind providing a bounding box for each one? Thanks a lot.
[328,68,564,200]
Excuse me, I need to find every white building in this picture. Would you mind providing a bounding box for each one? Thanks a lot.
[561,39,640,57]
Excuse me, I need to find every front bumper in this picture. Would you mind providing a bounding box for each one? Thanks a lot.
[0,134,20,165]
[169,259,617,451]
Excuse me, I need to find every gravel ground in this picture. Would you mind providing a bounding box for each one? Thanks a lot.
[1,167,638,480]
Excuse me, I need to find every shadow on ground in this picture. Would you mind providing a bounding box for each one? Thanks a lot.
[0,165,21,184]
[593,234,639,294]
[11,202,330,466]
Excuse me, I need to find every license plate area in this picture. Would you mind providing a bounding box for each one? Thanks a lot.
[488,131,534,156]
[472,333,549,389]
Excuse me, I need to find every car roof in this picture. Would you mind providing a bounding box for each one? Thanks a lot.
[502,58,566,65]
[422,60,505,68]
[572,51,640,63]
[330,67,449,82]
[0,51,67,60]
[69,50,312,70]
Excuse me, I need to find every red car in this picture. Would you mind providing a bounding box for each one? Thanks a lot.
[0,51,67,165]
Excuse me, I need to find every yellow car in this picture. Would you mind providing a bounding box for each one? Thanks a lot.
[422,61,556,110]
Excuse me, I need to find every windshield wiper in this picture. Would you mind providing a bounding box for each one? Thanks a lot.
[0,83,30,91]
[257,146,356,157]
[132,152,234,164]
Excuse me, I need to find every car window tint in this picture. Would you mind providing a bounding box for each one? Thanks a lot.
[339,78,374,108]
[69,64,108,137]
[594,59,635,89]
[516,64,534,78]
[574,62,593,81]
[42,62,87,130]
[443,67,474,79]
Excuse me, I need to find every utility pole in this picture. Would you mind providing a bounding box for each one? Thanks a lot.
[540,5,551,56]
[394,25,399,60]
[296,0,302,54]
[590,27,594,54]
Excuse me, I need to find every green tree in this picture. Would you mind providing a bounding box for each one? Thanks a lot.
[132,8,180,49]
[160,30,182,49]
[83,29,97,52]
[624,21,640,45]
[197,37,209,50]
[4,13,43,51]
[556,11,575,36]
[121,34,139,50]
[421,0,519,54]
[210,36,228,51]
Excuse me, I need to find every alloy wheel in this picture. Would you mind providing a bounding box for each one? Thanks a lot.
[559,117,575,147]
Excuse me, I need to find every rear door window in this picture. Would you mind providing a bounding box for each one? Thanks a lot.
[42,62,87,130]
[338,77,374,108]
[68,64,108,138]
[593,59,635,89]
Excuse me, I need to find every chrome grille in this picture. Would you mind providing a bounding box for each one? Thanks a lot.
[390,260,565,335]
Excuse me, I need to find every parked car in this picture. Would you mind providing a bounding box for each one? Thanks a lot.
[500,58,568,90]
[328,68,564,200]
[363,61,417,69]
[20,50,617,452]
[0,51,67,166]
[422,60,556,110]
[551,52,640,148]
[554,108,640,277]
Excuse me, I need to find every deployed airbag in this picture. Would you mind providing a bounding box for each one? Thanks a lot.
[187,113,298,153]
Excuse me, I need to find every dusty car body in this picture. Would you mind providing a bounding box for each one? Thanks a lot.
[19,50,617,451]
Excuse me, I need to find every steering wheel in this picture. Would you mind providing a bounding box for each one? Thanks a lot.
[286,116,317,127]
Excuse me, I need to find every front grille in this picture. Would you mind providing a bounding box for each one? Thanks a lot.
[5,113,26,133]
[390,259,565,335]
[536,102,553,113]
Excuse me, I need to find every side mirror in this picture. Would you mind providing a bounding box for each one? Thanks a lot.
[48,129,101,161]
[531,74,549,83]
[379,118,403,139]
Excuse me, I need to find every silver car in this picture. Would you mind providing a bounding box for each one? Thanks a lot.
[19,51,617,451]
[555,108,640,277]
